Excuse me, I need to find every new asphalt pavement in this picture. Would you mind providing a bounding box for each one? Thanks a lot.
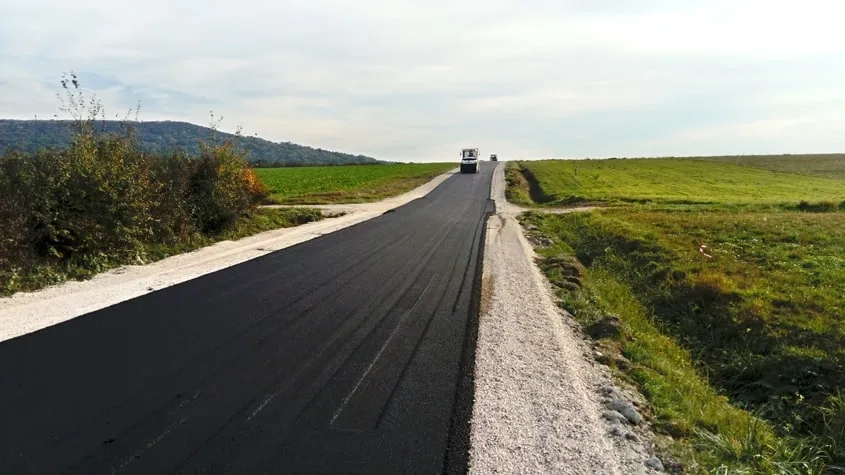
[0,163,496,474]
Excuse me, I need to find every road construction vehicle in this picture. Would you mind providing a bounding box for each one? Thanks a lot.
[490,154,498,162]
[460,148,479,173]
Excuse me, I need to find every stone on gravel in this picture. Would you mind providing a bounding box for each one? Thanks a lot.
[610,399,644,425]
[600,385,622,398]
[663,458,684,473]
[646,456,665,471]
[602,410,630,425]
[541,254,586,279]
[594,351,613,366]
[585,316,623,340]
[614,354,632,371]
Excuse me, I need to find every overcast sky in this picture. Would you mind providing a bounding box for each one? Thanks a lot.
[2,0,844,161]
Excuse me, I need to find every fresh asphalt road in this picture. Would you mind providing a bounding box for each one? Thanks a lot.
[0,163,495,474]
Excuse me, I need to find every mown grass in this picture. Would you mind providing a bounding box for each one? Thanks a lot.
[521,209,844,473]
[509,159,845,207]
[254,163,455,204]
[694,154,845,180]
[1,208,323,297]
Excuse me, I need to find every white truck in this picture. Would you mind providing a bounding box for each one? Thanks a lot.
[460,148,479,173]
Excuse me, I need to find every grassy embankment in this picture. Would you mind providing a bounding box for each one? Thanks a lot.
[509,157,845,474]
[255,162,455,204]
[507,157,845,208]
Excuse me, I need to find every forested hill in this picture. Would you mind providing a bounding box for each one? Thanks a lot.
[0,120,382,166]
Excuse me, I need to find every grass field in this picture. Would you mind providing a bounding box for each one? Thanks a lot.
[508,158,845,207]
[254,163,455,204]
[512,157,845,473]
[694,154,845,180]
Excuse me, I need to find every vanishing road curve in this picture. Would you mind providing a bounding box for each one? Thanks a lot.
[0,164,496,474]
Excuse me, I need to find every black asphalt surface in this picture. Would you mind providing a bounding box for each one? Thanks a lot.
[0,164,495,474]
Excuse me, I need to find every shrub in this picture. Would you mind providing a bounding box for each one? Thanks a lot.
[147,149,196,243]
[0,73,267,278]
[188,140,267,234]
[0,151,30,265]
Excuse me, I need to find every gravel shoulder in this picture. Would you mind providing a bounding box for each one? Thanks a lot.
[0,168,457,343]
[468,162,663,474]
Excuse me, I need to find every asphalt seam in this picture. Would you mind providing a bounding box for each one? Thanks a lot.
[443,196,497,474]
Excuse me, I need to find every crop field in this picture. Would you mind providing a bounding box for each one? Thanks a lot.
[509,158,845,207]
[254,163,455,204]
[513,157,845,473]
[694,153,845,180]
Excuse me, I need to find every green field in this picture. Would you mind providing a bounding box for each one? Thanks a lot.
[695,154,845,180]
[509,158,845,207]
[254,163,455,204]
[512,157,845,473]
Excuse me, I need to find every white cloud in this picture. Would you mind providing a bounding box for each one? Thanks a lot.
[458,83,660,118]
[573,0,845,59]
[1,0,845,160]
[636,107,845,157]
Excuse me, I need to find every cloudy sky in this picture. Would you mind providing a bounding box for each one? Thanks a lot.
[2,0,844,161]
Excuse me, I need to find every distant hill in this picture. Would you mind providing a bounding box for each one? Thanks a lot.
[0,120,383,167]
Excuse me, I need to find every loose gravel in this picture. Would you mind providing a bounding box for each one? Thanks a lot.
[468,162,664,474]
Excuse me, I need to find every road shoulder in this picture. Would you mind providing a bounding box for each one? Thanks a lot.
[468,162,662,474]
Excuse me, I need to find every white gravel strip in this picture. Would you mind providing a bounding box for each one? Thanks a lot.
[0,168,457,343]
[468,163,660,474]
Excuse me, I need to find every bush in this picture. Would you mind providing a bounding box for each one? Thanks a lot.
[0,73,267,279]
[0,151,30,265]
[147,149,196,243]
[188,141,268,234]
